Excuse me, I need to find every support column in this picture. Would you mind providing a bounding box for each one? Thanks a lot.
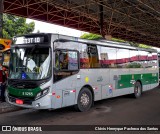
[99,1,105,37]
[0,0,3,38]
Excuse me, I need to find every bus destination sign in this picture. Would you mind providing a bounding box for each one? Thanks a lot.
[23,37,44,44]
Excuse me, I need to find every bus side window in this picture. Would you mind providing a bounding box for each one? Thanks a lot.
[79,43,90,69]
[151,52,158,68]
[148,52,152,68]
[128,50,140,68]
[59,52,68,70]
[55,51,67,70]
[138,50,148,68]
[55,51,60,70]
[98,46,117,68]
[54,50,79,82]
[87,44,100,68]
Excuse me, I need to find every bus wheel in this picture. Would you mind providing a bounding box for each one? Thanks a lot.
[134,81,142,98]
[75,88,92,112]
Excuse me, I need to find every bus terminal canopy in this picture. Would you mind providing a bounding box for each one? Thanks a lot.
[3,0,160,47]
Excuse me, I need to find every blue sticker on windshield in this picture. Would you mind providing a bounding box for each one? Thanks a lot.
[21,72,26,79]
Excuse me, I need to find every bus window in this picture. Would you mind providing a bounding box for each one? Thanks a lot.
[54,50,79,82]
[87,44,100,68]
[59,52,69,70]
[79,43,90,69]
[151,52,158,68]
[98,46,117,68]
[138,50,148,68]
[55,50,78,71]
[148,52,152,68]
[116,48,129,68]
[128,50,140,68]
[54,41,79,50]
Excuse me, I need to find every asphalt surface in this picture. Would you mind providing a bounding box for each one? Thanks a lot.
[0,101,21,114]
[0,86,160,134]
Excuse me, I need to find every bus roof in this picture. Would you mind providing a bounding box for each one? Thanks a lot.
[13,33,157,53]
[55,33,157,53]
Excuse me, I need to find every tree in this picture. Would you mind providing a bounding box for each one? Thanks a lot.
[80,33,152,49]
[2,14,35,39]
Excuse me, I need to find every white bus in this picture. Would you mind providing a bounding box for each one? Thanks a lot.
[6,33,159,112]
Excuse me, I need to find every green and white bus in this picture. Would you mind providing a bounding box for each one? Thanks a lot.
[5,33,159,112]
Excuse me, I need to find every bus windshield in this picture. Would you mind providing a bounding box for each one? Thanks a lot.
[9,47,51,80]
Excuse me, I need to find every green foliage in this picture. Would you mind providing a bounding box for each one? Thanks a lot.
[129,42,139,47]
[129,42,151,48]
[111,38,151,48]
[138,44,152,49]
[80,33,151,49]
[111,38,125,42]
[80,33,102,40]
[126,63,142,68]
[3,14,35,39]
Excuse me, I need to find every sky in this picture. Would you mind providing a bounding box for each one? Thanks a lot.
[26,19,87,37]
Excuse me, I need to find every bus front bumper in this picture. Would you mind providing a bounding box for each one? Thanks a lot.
[5,91,52,109]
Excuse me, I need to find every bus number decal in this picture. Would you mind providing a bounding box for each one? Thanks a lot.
[22,92,33,96]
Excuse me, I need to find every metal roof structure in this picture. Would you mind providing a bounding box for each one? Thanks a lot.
[3,0,160,47]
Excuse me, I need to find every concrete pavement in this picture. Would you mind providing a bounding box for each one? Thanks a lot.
[0,101,22,114]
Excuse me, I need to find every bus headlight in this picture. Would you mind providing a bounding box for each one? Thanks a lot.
[35,87,50,100]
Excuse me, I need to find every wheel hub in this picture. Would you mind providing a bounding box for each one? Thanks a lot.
[80,93,89,107]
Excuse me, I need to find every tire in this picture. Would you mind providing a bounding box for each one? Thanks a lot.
[75,88,93,112]
[134,81,142,98]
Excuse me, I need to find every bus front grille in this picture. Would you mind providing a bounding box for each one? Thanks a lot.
[8,94,34,105]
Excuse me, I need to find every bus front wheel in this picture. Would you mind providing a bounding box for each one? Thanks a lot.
[134,81,142,98]
[75,88,93,112]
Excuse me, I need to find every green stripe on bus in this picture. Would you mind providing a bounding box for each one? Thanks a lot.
[7,86,41,98]
[117,73,158,89]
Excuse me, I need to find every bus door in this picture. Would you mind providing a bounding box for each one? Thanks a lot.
[97,45,111,100]
[53,49,79,108]
[87,44,102,100]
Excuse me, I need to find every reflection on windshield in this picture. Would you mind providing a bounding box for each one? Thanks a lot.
[9,47,51,80]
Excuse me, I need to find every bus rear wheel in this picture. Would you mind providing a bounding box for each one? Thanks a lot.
[75,88,92,112]
[134,81,142,98]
